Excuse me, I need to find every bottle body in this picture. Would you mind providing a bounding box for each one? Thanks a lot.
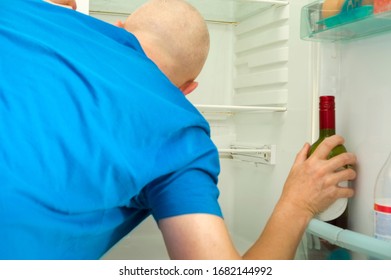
[374,152,391,242]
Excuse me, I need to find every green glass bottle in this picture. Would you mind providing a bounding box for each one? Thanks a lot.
[307,95,351,260]
[309,95,349,223]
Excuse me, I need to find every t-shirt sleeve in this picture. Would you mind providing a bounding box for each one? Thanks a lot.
[142,126,223,221]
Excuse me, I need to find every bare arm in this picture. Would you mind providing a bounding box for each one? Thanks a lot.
[159,214,240,259]
[159,135,356,259]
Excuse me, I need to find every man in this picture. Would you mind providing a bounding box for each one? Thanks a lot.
[0,0,356,259]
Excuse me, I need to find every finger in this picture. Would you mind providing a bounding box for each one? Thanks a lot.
[335,185,355,198]
[294,143,311,164]
[325,152,357,173]
[326,166,357,186]
[311,135,345,160]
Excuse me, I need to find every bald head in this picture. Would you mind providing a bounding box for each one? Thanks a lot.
[124,0,210,89]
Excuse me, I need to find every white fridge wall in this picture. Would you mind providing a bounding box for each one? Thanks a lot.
[187,23,234,106]
[333,32,391,238]
[228,0,313,246]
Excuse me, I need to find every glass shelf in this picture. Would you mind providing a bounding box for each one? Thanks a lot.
[90,0,289,24]
[188,0,289,23]
[301,0,391,42]
[195,104,287,114]
[194,104,286,120]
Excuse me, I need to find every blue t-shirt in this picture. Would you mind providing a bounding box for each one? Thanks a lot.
[0,0,222,259]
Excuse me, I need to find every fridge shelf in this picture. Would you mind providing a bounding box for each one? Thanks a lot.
[306,219,391,259]
[90,0,289,25]
[301,0,391,42]
[228,0,289,22]
[219,144,276,165]
[195,104,287,120]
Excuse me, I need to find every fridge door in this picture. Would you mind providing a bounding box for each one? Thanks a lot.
[301,0,391,260]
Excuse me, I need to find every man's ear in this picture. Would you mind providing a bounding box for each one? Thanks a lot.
[179,81,198,96]
[115,20,125,28]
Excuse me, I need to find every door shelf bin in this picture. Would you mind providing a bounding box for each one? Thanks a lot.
[306,219,391,259]
[301,0,391,42]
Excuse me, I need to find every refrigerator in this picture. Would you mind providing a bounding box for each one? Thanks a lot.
[84,0,391,260]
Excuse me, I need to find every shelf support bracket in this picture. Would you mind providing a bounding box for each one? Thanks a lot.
[219,144,276,165]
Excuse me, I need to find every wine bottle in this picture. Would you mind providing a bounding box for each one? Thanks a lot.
[307,95,351,260]
[309,95,349,224]
[374,152,391,242]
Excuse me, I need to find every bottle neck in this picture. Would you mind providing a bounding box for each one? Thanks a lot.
[319,128,336,137]
[319,108,336,137]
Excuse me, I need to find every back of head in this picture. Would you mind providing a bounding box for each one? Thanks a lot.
[124,0,210,87]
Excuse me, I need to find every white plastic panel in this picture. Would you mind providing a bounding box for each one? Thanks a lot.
[77,0,89,14]
[233,5,290,106]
